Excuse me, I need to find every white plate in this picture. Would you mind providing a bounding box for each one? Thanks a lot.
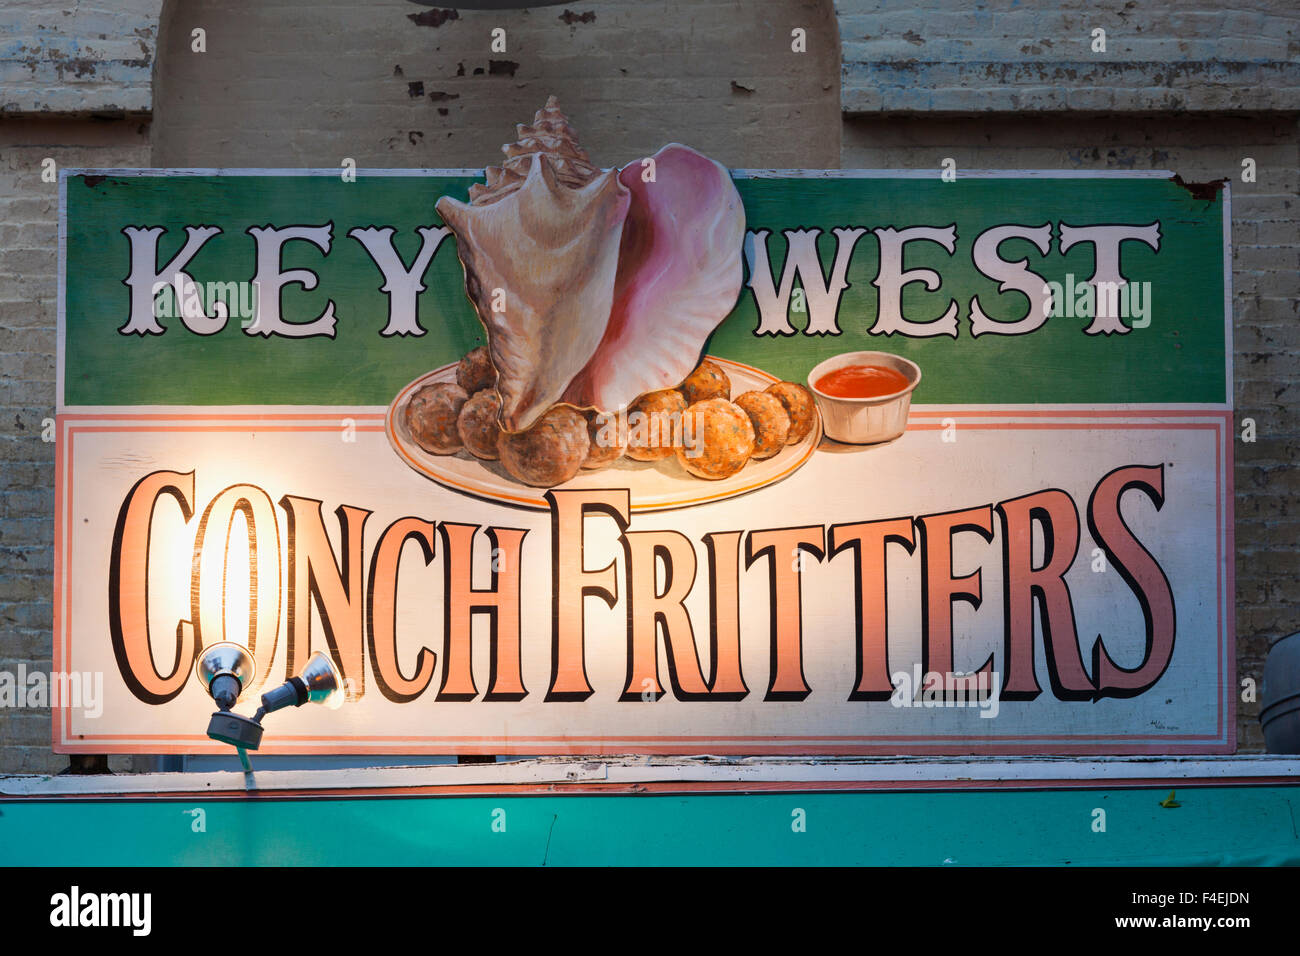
[386,356,821,513]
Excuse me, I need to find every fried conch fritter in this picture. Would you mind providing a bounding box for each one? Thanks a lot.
[766,381,818,445]
[583,408,627,469]
[733,390,791,460]
[625,388,687,462]
[676,398,755,480]
[457,388,503,460]
[496,404,590,487]
[678,359,731,405]
[407,382,469,455]
[456,345,497,394]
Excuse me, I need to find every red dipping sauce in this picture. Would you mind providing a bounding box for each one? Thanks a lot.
[815,363,912,399]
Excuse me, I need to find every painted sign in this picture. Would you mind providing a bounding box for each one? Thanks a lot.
[54,140,1233,754]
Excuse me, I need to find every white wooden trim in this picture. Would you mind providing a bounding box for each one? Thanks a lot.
[3,756,1297,797]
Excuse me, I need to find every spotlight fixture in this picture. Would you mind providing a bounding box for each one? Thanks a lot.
[195,642,262,752]
[195,641,256,710]
[256,651,346,717]
[195,645,345,764]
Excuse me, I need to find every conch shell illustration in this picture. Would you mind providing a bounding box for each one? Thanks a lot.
[435,97,746,433]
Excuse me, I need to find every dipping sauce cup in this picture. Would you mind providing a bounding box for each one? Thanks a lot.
[807,350,922,444]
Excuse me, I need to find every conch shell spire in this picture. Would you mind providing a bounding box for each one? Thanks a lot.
[468,96,603,205]
[437,97,746,436]
[437,98,631,432]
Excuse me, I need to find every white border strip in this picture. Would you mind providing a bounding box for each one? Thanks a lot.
[56,172,67,414]
[2,756,1297,797]
[1223,179,1235,405]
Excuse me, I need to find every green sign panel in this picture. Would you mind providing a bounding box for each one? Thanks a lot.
[61,172,1227,408]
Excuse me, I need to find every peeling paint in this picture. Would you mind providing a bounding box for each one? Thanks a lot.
[488,60,519,77]
[428,90,459,102]
[1169,174,1227,202]
[407,9,459,29]
[62,56,96,78]
[559,10,596,25]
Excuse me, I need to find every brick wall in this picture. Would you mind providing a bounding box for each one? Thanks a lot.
[0,118,150,773]
[837,0,1300,113]
[151,0,842,169]
[0,0,163,114]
